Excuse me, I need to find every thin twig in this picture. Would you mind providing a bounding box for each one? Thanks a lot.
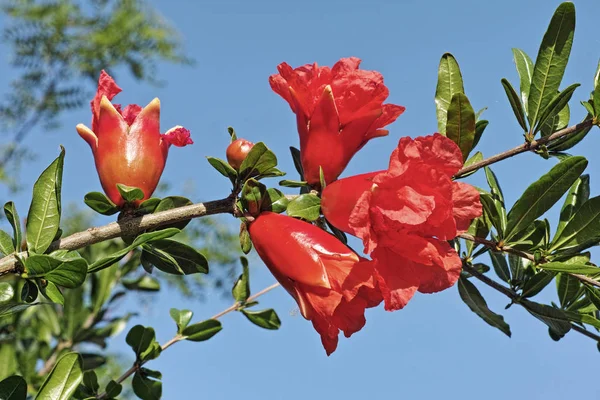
[95,282,280,400]
[462,263,600,343]
[458,233,600,289]
[454,119,595,178]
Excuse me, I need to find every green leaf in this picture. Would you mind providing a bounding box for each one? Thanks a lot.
[40,281,64,305]
[182,319,222,342]
[4,202,21,251]
[82,370,99,394]
[152,196,193,230]
[141,239,208,275]
[0,302,45,317]
[539,262,600,275]
[228,126,237,142]
[522,271,555,298]
[26,148,64,254]
[484,168,507,234]
[550,195,600,252]
[88,228,180,273]
[241,178,266,217]
[21,280,38,303]
[435,53,465,135]
[500,78,528,131]
[457,277,511,337]
[563,309,600,330]
[526,2,576,128]
[555,175,589,238]
[512,48,535,112]
[547,121,592,152]
[116,184,144,204]
[521,299,571,337]
[534,83,580,133]
[489,251,510,283]
[132,371,161,400]
[23,254,87,288]
[286,193,321,221]
[232,256,250,303]
[241,309,281,330]
[505,156,587,241]
[508,254,526,283]
[239,222,252,254]
[238,142,278,181]
[261,188,289,213]
[0,375,27,400]
[460,152,483,178]
[0,229,15,256]
[279,179,308,188]
[137,197,161,214]
[0,282,14,302]
[557,273,581,308]
[206,156,237,185]
[446,92,476,161]
[593,60,600,117]
[80,353,106,371]
[83,192,119,216]
[122,275,160,291]
[479,192,504,237]
[473,120,488,149]
[169,308,193,334]
[36,353,83,400]
[105,380,122,398]
[581,100,595,116]
[289,146,304,180]
[126,325,161,362]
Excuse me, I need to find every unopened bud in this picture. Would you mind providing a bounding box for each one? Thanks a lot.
[226,138,254,170]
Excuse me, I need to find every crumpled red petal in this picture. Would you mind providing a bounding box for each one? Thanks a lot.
[162,127,193,147]
[91,70,122,131]
[452,181,483,232]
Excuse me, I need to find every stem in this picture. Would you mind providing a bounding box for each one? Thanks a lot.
[458,233,600,289]
[94,282,280,400]
[462,263,600,343]
[454,119,595,178]
[0,196,237,277]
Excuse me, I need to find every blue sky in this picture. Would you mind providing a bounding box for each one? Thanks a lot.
[2,0,600,398]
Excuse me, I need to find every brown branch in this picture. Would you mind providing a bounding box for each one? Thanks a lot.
[462,263,600,343]
[458,233,600,289]
[0,197,237,277]
[95,282,280,400]
[454,119,595,178]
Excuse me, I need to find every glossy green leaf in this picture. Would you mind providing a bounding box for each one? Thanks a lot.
[26,148,64,254]
[82,370,99,394]
[563,309,600,330]
[286,193,321,221]
[206,156,238,185]
[508,254,526,283]
[0,229,15,256]
[540,262,600,275]
[289,146,304,179]
[522,271,555,298]
[138,197,161,214]
[435,53,464,135]
[540,100,570,138]
[261,188,289,213]
[122,275,160,291]
[228,126,237,142]
[547,121,592,152]
[446,92,476,161]
[593,60,600,116]
[479,192,504,237]
[152,196,193,230]
[239,222,252,254]
[83,192,119,216]
[0,282,14,302]
[550,195,600,252]
[505,156,587,241]
[279,179,308,188]
[501,78,528,131]
[169,308,193,334]
[241,308,281,330]
[241,178,266,217]
[534,83,579,133]
[4,202,21,251]
[464,216,490,256]
[555,175,589,238]
[489,251,510,283]
[0,302,45,317]
[460,152,483,178]
[512,48,534,111]
[126,325,161,362]
[142,239,208,275]
[238,142,278,181]
[508,219,547,251]
[182,319,222,342]
[0,375,27,400]
[132,371,161,400]
[105,380,122,398]
[40,281,64,305]
[21,280,38,303]
[116,184,144,203]
[557,273,581,308]
[23,254,87,288]
[458,277,511,337]
[36,353,83,400]
[473,120,488,149]
[232,256,250,303]
[88,228,179,273]
[521,299,571,337]
[526,2,576,128]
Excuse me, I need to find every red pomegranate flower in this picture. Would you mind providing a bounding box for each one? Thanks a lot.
[77,70,193,207]
[248,212,382,355]
[321,134,482,310]
[269,57,405,187]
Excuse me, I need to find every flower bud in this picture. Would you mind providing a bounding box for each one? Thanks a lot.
[226,138,254,170]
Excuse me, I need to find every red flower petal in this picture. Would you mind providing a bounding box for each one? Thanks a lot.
[91,70,122,132]
[122,104,143,126]
[371,248,419,311]
[162,126,193,147]
[452,181,483,232]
